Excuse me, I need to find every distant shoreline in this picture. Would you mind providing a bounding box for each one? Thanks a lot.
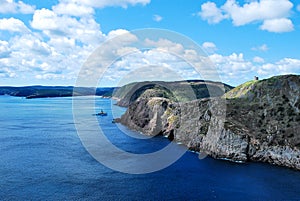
[0,86,116,99]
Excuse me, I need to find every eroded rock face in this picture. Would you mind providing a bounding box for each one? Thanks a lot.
[117,75,300,170]
[118,98,170,136]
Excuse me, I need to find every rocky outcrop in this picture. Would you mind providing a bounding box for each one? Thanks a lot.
[117,75,300,170]
[113,80,233,107]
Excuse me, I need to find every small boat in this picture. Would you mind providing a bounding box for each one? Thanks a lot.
[96,110,108,116]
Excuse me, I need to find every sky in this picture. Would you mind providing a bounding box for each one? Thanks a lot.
[0,0,300,87]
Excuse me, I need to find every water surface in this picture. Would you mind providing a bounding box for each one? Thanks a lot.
[0,96,299,200]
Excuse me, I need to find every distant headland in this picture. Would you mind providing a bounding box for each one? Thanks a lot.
[115,74,300,170]
[0,86,116,99]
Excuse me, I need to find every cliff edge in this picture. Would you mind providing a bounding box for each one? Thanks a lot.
[117,75,300,170]
[113,80,233,107]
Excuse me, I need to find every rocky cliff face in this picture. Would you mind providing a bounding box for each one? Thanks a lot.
[117,75,300,170]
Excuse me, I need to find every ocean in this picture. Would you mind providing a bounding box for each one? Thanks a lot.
[0,96,299,200]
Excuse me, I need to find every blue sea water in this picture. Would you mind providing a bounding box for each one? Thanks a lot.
[0,96,299,200]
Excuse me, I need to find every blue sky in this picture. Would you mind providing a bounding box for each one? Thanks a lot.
[0,0,300,87]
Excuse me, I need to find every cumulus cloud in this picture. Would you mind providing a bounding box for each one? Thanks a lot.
[144,38,184,54]
[0,40,11,58]
[101,49,200,86]
[210,52,254,73]
[31,8,104,46]
[199,0,295,33]
[52,2,95,17]
[0,0,155,84]
[49,37,75,50]
[208,52,257,83]
[0,18,30,33]
[208,52,300,84]
[198,2,227,24]
[0,67,16,78]
[10,34,52,56]
[0,29,96,83]
[222,0,293,26]
[0,0,35,14]
[107,29,138,42]
[31,9,63,32]
[1,0,298,86]
[202,42,217,53]
[26,2,145,83]
[153,14,162,22]
[277,58,300,72]
[260,18,294,33]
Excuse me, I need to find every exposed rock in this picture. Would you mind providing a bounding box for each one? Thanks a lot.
[118,75,300,170]
[118,97,170,136]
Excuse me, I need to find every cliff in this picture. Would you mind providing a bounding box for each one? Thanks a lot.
[113,80,233,107]
[117,75,300,170]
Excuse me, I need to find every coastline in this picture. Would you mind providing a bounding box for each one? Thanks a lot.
[115,75,300,171]
[116,98,300,170]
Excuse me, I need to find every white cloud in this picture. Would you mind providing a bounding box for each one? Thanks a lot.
[0,0,35,14]
[105,29,138,51]
[252,44,268,52]
[1,0,297,86]
[101,49,200,86]
[0,67,16,78]
[209,52,253,82]
[198,2,227,24]
[48,37,76,52]
[0,0,154,84]
[10,34,52,56]
[222,0,293,26]
[153,14,162,22]
[199,0,295,33]
[276,58,300,73]
[253,56,265,63]
[52,2,94,17]
[210,53,254,73]
[202,42,217,53]
[107,29,137,41]
[260,18,294,33]
[144,38,184,55]
[257,63,275,75]
[31,8,104,46]
[31,9,61,31]
[0,29,96,82]
[0,17,30,32]
[258,58,300,76]
[0,40,11,58]
[208,51,300,84]
[59,0,150,9]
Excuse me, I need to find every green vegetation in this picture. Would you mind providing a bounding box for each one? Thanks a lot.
[114,80,233,107]
[224,74,300,147]
[168,114,179,127]
[0,86,116,99]
[224,80,259,99]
